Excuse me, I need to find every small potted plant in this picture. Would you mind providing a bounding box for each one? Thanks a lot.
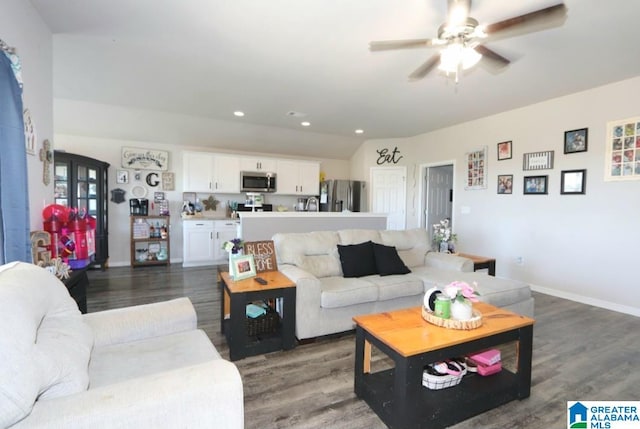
[443,281,480,321]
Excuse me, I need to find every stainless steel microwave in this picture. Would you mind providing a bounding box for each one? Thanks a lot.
[240,171,277,193]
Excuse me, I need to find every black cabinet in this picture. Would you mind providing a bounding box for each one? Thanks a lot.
[54,151,110,269]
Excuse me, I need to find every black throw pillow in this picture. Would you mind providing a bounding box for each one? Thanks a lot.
[337,241,378,278]
[373,243,411,276]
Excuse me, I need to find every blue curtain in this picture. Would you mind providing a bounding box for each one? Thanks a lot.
[0,51,31,263]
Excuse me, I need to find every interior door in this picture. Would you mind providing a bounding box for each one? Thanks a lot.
[425,165,453,242]
[370,167,407,230]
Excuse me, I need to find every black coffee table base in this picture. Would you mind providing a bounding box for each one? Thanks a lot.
[354,326,533,429]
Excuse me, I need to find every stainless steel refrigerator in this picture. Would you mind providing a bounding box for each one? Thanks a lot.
[319,180,367,212]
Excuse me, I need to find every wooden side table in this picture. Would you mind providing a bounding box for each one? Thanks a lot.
[458,253,496,276]
[220,270,296,361]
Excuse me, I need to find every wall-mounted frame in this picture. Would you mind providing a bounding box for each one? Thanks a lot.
[161,172,175,191]
[497,174,513,194]
[561,169,586,195]
[523,151,554,171]
[497,141,512,160]
[564,128,588,154]
[116,169,129,184]
[464,146,487,190]
[121,147,169,171]
[605,116,640,181]
[153,191,165,202]
[231,254,257,280]
[523,175,548,195]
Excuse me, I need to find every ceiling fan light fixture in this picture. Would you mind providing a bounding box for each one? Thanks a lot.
[438,43,481,73]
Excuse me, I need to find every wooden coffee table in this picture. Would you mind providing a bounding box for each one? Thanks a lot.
[220,270,296,361]
[353,302,535,429]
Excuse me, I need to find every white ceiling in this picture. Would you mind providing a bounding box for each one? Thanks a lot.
[30,0,640,159]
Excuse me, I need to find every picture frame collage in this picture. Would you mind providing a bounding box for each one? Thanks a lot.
[495,128,589,195]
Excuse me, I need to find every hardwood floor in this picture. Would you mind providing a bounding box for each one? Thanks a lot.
[87,265,640,429]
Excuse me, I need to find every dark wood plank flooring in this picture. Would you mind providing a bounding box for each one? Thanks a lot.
[87,265,640,429]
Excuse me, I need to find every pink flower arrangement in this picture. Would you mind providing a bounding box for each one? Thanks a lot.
[443,281,480,303]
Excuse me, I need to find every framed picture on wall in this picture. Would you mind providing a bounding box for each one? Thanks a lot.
[116,170,129,184]
[564,128,588,154]
[497,174,513,194]
[497,141,512,160]
[465,146,487,190]
[523,175,548,195]
[561,169,586,194]
[605,116,640,181]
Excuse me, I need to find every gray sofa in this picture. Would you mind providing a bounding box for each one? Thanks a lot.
[0,262,244,429]
[272,228,533,340]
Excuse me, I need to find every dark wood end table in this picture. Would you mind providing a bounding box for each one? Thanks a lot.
[220,270,296,361]
[353,303,534,429]
[459,253,496,276]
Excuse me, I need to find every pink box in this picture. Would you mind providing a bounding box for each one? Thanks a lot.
[469,349,501,366]
[476,361,502,376]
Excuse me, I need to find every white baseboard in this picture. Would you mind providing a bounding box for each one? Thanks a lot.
[530,284,640,318]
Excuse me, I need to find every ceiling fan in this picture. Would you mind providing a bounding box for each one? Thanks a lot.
[369,0,567,82]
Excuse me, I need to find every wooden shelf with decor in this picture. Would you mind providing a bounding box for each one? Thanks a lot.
[130,215,170,267]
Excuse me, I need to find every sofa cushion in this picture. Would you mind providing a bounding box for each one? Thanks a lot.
[273,231,342,278]
[89,329,220,388]
[411,267,531,308]
[337,229,381,245]
[337,241,378,278]
[372,243,411,276]
[320,277,378,308]
[0,262,93,428]
[366,274,424,301]
[379,228,429,268]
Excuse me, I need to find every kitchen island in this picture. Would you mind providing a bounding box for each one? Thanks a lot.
[238,212,388,242]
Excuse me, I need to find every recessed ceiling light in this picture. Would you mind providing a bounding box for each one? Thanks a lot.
[301,121,311,127]
[233,111,245,117]
[355,129,364,134]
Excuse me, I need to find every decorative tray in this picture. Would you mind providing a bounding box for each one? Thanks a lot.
[421,306,483,330]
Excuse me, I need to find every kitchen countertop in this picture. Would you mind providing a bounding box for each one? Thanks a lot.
[238,212,387,218]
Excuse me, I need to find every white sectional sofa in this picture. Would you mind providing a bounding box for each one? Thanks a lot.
[272,228,533,340]
[0,262,244,429]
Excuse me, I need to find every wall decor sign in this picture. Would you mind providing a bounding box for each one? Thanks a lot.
[376,146,404,165]
[564,128,588,154]
[23,108,36,155]
[243,240,278,273]
[523,150,554,171]
[161,172,175,190]
[497,141,512,160]
[497,174,513,194]
[523,175,548,195]
[561,169,586,195]
[116,170,129,184]
[605,116,640,181]
[121,147,169,171]
[465,146,487,190]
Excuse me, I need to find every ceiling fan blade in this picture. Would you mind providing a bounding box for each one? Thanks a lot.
[369,38,435,51]
[408,54,441,81]
[447,0,471,27]
[474,45,510,66]
[484,3,567,36]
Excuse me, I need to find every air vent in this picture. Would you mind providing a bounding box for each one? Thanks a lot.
[286,111,307,117]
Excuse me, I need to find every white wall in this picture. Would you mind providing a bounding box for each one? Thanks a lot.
[55,128,349,267]
[1,0,53,231]
[353,76,640,317]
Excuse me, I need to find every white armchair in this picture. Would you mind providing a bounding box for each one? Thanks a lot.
[0,262,243,429]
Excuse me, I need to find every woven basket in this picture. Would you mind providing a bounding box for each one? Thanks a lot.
[246,307,280,336]
[421,306,483,330]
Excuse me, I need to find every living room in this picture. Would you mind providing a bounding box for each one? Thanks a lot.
[2,1,640,427]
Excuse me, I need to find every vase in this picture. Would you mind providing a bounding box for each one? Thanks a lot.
[450,299,473,321]
[439,241,449,253]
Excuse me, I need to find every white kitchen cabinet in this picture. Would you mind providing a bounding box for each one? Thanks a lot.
[182,220,215,267]
[213,220,240,262]
[276,159,320,195]
[213,154,240,193]
[239,156,277,173]
[183,151,240,193]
